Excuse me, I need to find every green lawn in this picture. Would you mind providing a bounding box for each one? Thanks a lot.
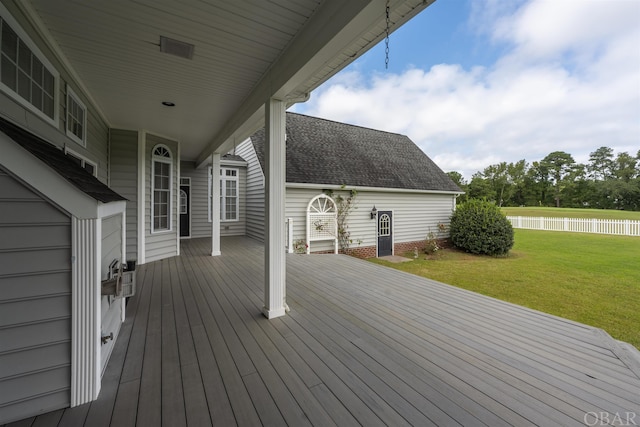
[369,229,640,349]
[502,206,640,220]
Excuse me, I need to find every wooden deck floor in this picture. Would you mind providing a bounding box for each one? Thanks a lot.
[7,237,640,426]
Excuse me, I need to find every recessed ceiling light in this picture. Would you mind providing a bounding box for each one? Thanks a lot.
[162,101,175,107]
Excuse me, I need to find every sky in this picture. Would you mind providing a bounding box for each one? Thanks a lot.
[292,0,640,180]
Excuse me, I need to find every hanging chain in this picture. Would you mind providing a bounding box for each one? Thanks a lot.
[385,1,390,69]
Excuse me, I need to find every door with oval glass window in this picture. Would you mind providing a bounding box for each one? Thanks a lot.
[377,211,392,256]
[179,183,190,238]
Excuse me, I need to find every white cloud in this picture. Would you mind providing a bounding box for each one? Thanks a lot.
[295,0,640,179]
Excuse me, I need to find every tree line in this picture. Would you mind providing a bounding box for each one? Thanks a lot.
[447,147,640,211]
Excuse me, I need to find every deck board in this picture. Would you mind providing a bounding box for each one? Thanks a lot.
[6,236,639,427]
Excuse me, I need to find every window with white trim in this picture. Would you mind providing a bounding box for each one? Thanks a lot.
[220,168,238,221]
[66,86,86,146]
[152,145,172,232]
[65,147,97,177]
[0,5,58,125]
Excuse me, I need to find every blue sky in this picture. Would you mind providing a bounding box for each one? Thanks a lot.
[293,0,640,179]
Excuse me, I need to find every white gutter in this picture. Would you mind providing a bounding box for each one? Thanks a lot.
[285,182,465,196]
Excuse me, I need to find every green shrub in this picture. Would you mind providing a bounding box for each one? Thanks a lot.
[450,199,514,256]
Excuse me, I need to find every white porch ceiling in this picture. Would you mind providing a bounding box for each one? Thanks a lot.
[23,0,433,163]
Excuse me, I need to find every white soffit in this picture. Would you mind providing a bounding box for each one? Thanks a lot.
[24,0,433,162]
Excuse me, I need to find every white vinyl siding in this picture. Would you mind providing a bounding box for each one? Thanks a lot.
[109,129,138,261]
[285,187,456,253]
[235,139,264,241]
[233,140,457,251]
[0,168,72,424]
[0,4,109,185]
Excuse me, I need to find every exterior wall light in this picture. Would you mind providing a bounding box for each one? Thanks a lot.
[370,205,377,220]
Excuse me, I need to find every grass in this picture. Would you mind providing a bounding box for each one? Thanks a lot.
[369,229,640,349]
[502,206,640,220]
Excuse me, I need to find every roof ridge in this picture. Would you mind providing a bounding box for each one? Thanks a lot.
[286,111,407,138]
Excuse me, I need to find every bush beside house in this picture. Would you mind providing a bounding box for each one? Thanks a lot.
[450,199,514,256]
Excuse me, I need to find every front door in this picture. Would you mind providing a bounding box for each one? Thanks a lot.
[377,211,392,256]
[179,184,190,238]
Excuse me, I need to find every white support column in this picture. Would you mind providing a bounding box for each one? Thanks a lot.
[263,98,287,319]
[211,153,221,256]
[137,131,146,264]
[71,217,101,406]
[120,210,127,321]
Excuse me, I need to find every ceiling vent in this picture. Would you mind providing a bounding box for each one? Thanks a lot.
[160,36,194,60]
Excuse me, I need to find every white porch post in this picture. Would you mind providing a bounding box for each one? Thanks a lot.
[211,153,221,256]
[263,98,287,319]
[70,217,101,406]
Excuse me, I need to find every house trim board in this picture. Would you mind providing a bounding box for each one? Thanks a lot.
[211,153,221,256]
[70,217,101,406]
[176,142,181,256]
[0,128,102,219]
[137,130,145,264]
[286,182,464,196]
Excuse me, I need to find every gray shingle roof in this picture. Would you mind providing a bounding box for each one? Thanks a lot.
[0,117,126,203]
[251,112,461,192]
[222,153,246,163]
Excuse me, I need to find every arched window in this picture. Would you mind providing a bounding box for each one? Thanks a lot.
[152,144,172,232]
[306,194,338,254]
[179,189,188,215]
[379,213,391,236]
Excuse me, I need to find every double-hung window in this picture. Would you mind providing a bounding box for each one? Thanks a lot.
[66,86,86,146]
[1,4,58,125]
[152,145,172,232]
[220,168,238,221]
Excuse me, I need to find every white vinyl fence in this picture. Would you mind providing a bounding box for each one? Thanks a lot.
[507,216,640,237]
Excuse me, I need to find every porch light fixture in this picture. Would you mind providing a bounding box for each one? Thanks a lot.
[370,205,377,220]
[162,101,175,107]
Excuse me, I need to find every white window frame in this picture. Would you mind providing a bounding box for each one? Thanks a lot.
[64,146,98,177]
[220,167,239,222]
[0,3,59,127]
[66,85,87,146]
[151,144,173,233]
[379,213,391,236]
[179,177,190,216]
[207,166,213,222]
